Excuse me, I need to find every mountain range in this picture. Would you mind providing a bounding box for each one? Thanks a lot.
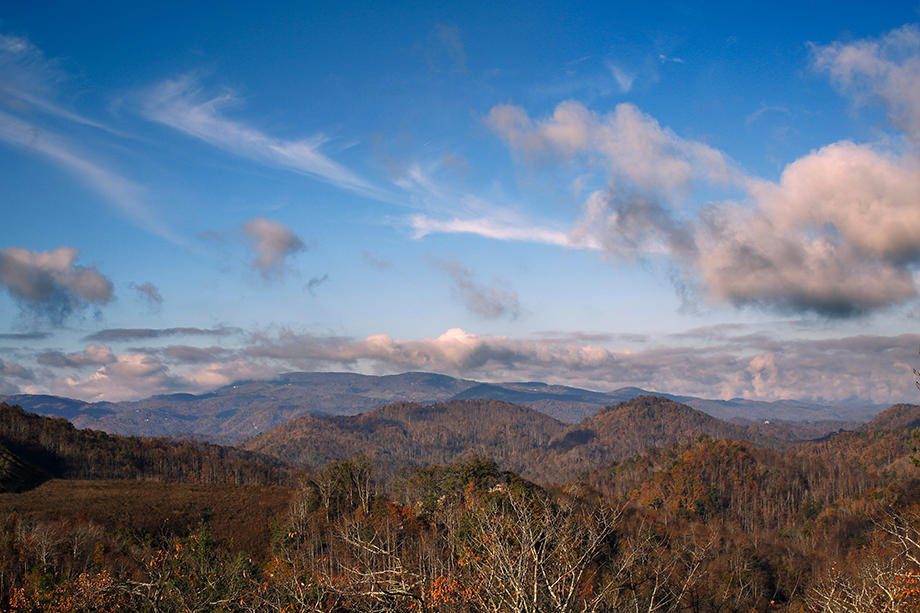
[0,371,877,443]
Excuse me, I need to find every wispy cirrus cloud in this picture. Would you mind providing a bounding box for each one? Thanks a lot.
[0,32,122,135]
[410,214,594,248]
[141,75,388,200]
[0,110,183,244]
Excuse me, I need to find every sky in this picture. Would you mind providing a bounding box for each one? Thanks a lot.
[2,1,920,406]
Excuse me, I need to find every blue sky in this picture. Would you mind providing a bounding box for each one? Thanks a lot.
[2,1,920,405]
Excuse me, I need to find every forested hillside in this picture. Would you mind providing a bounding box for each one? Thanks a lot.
[0,402,296,491]
[243,395,792,482]
[1,401,919,611]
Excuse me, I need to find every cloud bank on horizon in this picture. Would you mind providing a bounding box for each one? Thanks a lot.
[1,4,919,406]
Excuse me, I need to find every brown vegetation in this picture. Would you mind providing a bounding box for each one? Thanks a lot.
[1,401,919,611]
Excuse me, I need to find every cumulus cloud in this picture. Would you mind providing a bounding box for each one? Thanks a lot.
[0,246,113,323]
[242,217,305,278]
[481,25,920,317]
[487,101,739,194]
[696,143,920,315]
[438,260,522,320]
[49,350,275,402]
[38,344,116,368]
[56,353,176,401]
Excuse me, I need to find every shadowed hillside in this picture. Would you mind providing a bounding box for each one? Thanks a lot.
[0,403,296,492]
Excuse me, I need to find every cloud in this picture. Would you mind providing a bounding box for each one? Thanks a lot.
[483,28,920,317]
[607,63,635,92]
[48,350,274,401]
[0,111,182,244]
[241,327,920,404]
[0,358,34,380]
[411,214,590,248]
[487,101,740,194]
[162,345,233,364]
[0,32,121,135]
[696,142,920,315]
[429,24,466,72]
[55,352,176,401]
[0,331,51,341]
[812,23,920,145]
[306,273,329,295]
[84,326,240,342]
[11,324,919,405]
[131,282,162,308]
[141,75,384,199]
[438,260,522,320]
[362,250,392,270]
[0,246,113,323]
[38,344,116,368]
[242,217,305,278]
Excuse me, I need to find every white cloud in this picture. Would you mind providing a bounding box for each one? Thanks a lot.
[410,214,593,248]
[142,75,386,200]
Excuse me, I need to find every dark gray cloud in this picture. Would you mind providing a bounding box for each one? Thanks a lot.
[0,331,51,340]
[84,326,240,342]
[439,260,522,320]
[242,217,305,278]
[0,246,113,324]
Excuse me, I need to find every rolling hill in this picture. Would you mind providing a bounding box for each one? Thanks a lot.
[242,395,793,482]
